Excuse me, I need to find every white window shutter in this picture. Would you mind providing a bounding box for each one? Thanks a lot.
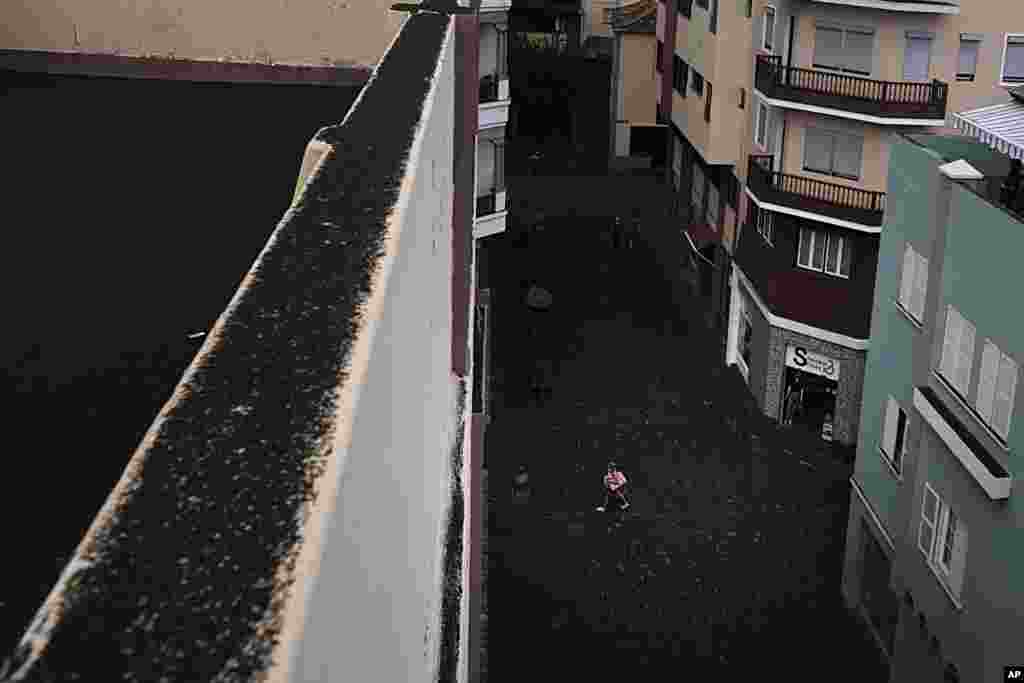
[992,353,1019,440]
[900,244,915,311]
[918,484,939,557]
[976,340,1000,421]
[913,252,928,321]
[940,306,960,381]
[949,519,969,599]
[956,316,976,396]
[883,398,898,458]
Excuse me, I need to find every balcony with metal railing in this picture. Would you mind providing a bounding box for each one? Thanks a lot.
[747,154,886,227]
[754,55,948,124]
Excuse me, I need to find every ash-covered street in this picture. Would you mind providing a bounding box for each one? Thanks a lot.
[482,217,888,681]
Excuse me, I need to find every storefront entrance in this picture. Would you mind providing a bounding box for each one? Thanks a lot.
[780,345,840,440]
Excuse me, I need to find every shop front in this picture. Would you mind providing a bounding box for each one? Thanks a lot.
[780,344,840,441]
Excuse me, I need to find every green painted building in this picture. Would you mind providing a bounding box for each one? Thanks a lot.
[841,132,1024,683]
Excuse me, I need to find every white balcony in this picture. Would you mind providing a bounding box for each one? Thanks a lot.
[914,387,1013,500]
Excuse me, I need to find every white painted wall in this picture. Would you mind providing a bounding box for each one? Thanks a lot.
[0,0,404,69]
[287,21,464,683]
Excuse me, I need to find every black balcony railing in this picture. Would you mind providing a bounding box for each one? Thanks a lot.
[747,154,886,226]
[755,55,948,121]
[479,74,500,103]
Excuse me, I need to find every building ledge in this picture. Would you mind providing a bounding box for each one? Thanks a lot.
[4,12,465,682]
[913,386,1012,500]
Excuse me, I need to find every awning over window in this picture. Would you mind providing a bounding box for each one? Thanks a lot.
[952,100,1024,161]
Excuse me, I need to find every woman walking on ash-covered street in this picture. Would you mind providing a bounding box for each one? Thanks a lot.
[596,462,629,512]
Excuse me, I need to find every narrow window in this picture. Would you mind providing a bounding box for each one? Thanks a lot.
[763,6,776,52]
[1002,34,1024,83]
[957,36,981,81]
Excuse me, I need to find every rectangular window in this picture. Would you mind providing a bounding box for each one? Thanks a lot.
[814,25,874,75]
[709,0,718,34]
[1003,34,1024,83]
[803,127,863,180]
[739,87,746,109]
[939,306,976,398]
[763,6,776,52]
[706,180,720,228]
[755,101,768,148]
[691,70,704,96]
[746,0,752,19]
[797,228,851,278]
[977,340,1018,441]
[692,162,706,218]
[919,483,968,601]
[704,81,713,122]
[881,397,906,475]
[673,55,689,96]
[898,243,928,322]
[904,33,933,82]
[656,39,663,73]
[957,37,981,81]
[757,209,774,243]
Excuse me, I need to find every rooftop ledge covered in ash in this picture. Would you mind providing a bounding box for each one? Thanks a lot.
[2,13,454,683]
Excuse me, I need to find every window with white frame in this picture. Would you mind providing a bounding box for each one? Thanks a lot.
[881,397,907,476]
[804,127,863,180]
[976,340,1019,441]
[755,101,769,149]
[1001,34,1024,84]
[898,243,928,323]
[763,6,776,52]
[957,35,982,81]
[918,483,968,601]
[756,208,774,243]
[814,24,874,75]
[692,163,706,217]
[939,305,976,398]
[797,227,852,278]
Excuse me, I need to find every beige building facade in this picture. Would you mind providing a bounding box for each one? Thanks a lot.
[0,0,407,69]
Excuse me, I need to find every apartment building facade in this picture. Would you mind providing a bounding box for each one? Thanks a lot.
[609,0,659,161]
[842,131,1023,683]
[476,0,511,243]
[716,0,1022,446]
[655,0,748,345]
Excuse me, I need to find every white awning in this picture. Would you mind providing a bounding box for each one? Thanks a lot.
[952,101,1024,161]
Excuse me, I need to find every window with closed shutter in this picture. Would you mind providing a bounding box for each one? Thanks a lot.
[940,306,961,383]
[976,340,1000,422]
[912,251,928,321]
[846,30,874,75]
[904,35,933,82]
[804,128,834,175]
[899,244,915,314]
[956,315,976,397]
[918,484,939,558]
[1003,35,1024,83]
[883,398,898,461]
[958,38,980,81]
[992,352,1018,440]
[833,132,863,179]
[814,26,843,70]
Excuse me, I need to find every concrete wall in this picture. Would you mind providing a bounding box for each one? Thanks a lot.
[622,33,657,124]
[288,22,463,683]
[0,0,404,69]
